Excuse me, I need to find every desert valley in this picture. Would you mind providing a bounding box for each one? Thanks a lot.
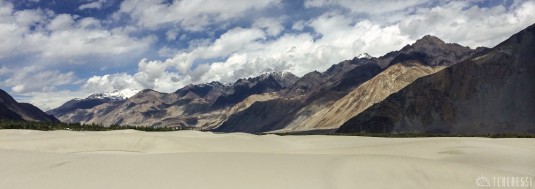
[1,0,534,188]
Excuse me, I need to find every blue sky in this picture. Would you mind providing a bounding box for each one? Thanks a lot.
[0,0,534,109]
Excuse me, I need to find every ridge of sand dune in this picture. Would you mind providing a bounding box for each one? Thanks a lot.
[0,130,533,189]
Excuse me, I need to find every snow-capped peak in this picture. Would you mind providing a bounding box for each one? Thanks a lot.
[109,89,140,99]
[357,53,373,59]
[87,89,141,100]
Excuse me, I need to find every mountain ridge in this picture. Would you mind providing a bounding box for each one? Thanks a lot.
[337,23,535,134]
[0,89,59,122]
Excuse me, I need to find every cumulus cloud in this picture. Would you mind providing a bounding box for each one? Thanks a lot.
[0,3,154,61]
[304,0,429,15]
[117,0,282,30]
[79,0,107,10]
[18,90,91,111]
[82,15,413,93]
[397,0,535,48]
[2,66,80,93]
[83,73,145,93]
[253,17,284,36]
[81,0,535,97]
[3,0,535,110]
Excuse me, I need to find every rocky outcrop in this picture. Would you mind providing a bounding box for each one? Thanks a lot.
[337,24,535,135]
[0,89,59,122]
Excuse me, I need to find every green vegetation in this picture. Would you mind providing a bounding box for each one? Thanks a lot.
[1,119,533,138]
[0,119,182,132]
[274,132,535,138]
[329,132,534,138]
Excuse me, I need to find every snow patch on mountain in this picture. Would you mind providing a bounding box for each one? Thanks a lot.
[87,89,141,100]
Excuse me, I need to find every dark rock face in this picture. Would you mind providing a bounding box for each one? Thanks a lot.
[175,81,226,100]
[331,63,383,91]
[0,89,59,122]
[212,72,298,108]
[214,35,479,133]
[214,98,302,133]
[337,24,535,135]
[377,35,478,68]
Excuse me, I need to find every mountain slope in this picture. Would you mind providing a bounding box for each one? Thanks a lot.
[337,24,535,134]
[214,61,383,133]
[0,89,59,122]
[280,62,447,132]
[215,35,480,133]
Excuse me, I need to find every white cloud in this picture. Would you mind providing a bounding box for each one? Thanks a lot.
[253,17,284,36]
[165,30,178,41]
[18,90,90,111]
[83,73,145,93]
[4,0,535,111]
[0,66,9,76]
[0,0,155,106]
[398,0,535,48]
[0,1,154,61]
[304,0,428,15]
[83,17,413,94]
[3,66,80,93]
[291,20,307,31]
[117,0,282,30]
[79,0,107,10]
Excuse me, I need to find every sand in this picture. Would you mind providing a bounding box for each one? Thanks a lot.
[0,130,533,189]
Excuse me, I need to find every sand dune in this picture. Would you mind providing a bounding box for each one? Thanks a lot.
[0,130,533,189]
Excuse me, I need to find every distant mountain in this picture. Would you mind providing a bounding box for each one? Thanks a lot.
[47,89,140,119]
[0,89,58,122]
[337,24,535,135]
[49,72,298,128]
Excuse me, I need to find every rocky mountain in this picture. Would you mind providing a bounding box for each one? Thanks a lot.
[212,72,298,108]
[0,89,58,122]
[213,35,482,133]
[47,89,140,119]
[214,60,383,133]
[337,24,535,135]
[376,35,477,68]
[279,62,447,132]
[50,72,298,128]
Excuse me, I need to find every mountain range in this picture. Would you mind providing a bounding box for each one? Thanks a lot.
[2,23,534,135]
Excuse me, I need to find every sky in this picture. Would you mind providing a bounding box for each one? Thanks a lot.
[0,0,534,110]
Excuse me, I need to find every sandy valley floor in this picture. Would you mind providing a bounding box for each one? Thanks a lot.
[0,130,534,189]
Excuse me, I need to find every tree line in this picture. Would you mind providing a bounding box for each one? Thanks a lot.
[0,119,182,132]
